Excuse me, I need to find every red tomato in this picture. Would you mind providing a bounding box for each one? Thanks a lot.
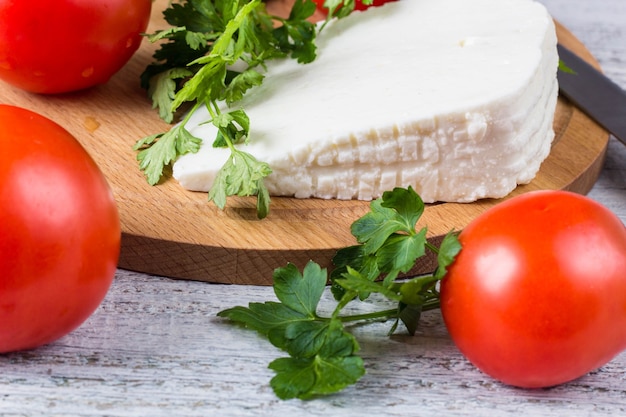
[0,105,121,353]
[0,0,152,94]
[313,0,397,13]
[440,190,626,388]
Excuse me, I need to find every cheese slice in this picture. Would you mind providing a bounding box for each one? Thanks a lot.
[173,0,558,203]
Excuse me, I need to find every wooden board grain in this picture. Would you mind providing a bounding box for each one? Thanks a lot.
[0,0,609,284]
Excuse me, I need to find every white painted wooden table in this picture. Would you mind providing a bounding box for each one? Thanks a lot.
[1,1,625,415]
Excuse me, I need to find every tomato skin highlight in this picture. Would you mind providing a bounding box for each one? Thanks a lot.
[440,190,626,388]
[0,0,152,94]
[0,105,121,353]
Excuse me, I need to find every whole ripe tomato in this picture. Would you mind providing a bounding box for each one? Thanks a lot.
[0,0,152,94]
[313,0,397,13]
[440,190,626,388]
[0,105,121,353]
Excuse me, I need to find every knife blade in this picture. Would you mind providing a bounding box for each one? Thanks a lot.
[557,43,626,146]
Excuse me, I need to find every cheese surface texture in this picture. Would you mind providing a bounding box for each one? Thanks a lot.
[173,0,558,203]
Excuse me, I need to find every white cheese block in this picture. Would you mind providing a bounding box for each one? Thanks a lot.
[173,0,558,203]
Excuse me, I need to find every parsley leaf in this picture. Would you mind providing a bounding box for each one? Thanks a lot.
[435,231,464,279]
[273,0,318,63]
[219,301,309,340]
[133,120,202,185]
[269,321,364,400]
[219,261,365,400]
[146,68,194,123]
[207,148,272,217]
[375,228,427,276]
[219,187,462,399]
[273,262,326,316]
[332,186,430,294]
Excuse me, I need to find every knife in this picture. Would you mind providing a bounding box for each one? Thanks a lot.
[557,44,626,146]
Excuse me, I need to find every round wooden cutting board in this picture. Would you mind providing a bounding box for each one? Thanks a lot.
[0,0,609,285]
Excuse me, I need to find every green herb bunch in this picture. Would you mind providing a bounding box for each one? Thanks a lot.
[134,0,368,218]
[219,186,462,399]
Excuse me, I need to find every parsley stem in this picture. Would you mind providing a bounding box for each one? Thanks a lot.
[425,241,440,254]
[336,298,441,324]
[337,308,398,323]
[332,290,358,319]
[206,101,228,147]
[181,101,201,127]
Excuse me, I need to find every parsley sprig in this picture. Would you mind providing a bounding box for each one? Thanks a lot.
[134,0,363,218]
[218,187,462,399]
